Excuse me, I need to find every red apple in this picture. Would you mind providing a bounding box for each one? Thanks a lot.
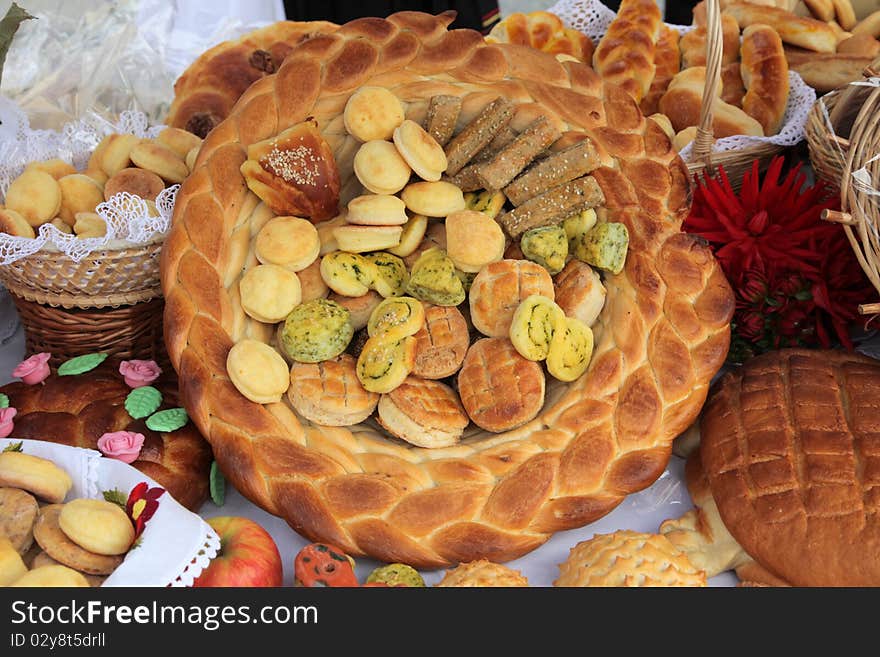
[193,516,283,587]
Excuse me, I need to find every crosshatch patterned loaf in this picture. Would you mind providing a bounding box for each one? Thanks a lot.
[0,363,213,511]
[698,349,880,586]
[161,10,734,568]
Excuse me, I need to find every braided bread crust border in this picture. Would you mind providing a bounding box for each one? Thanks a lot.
[161,11,734,568]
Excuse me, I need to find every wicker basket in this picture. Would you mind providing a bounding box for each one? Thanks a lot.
[687,0,786,191]
[806,88,846,188]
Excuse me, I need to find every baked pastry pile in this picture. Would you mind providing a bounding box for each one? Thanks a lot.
[163,11,734,566]
[0,451,135,587]
[0,128,202,240]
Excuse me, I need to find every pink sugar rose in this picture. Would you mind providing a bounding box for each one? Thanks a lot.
[97,431,145,464]
[119,360,162,389]
[0,407,16,438]
[12,353,51,385]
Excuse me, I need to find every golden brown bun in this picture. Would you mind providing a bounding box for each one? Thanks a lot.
[724,2,838,52]
[104,167,166,202]
[593,0,663,102]
[161,11,734,568]
[0,361,211,511]
[720,62,746,108]
[288,355,379,426]
[698,349,880,586]
[554,530,707,586]
[640,25,681,116]
[741,24,789,135]
[679,14,741,68]
[783,46,873,91]
[853,10,880,37]
[469,259,554,338]
[436,559,530,587]
[167,21,339,137]
[836,33,880,57]
[377,376,469,448]
[486,11,594,63]
[412,304,469,379]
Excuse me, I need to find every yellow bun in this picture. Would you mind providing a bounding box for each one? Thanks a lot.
[346,194,408,226]
[49,218,73,234]
[0,208,36,238]
[297,259,330,302]
[255,215,320,271]
[155,126,203,159]
[239,263,303,323]
[129,141,189,183]
[5,170,62,226]
[329,290,383,330]
[353,140,412,195]
[57,174,105,226]
[227,338,290,404]
[445,209,506,272]
[84,168,109,186]
[387,213,428,257]
[0,452,72,503]
[11,564,90,587]
[392,119,447,181]
[400,181,465,217]
[25,158,77,180]
[0,538,28,586]
[333,224,402,253]
[59,499,134,556]
[73,212,107,239]
[104,167,166,202]
[343,86,406,141]
[98,133,141,177]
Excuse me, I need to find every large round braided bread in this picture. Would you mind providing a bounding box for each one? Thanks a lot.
[161,11,735,568]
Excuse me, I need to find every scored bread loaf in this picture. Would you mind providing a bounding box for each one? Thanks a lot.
[592,0,663,102]
[724,2,837,52]
[740,24,789,135]
[640,25,681,116]
[659,66,764,137]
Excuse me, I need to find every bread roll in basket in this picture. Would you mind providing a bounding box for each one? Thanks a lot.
[161,11,735,567]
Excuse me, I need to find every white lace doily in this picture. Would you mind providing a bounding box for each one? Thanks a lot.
[548,0,816,160]
[0,104,176,265]
[0,438,220,587]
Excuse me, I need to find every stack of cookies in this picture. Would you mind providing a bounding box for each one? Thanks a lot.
[228,80,632,450]
[0,127,202,240]
[0,450,134,587]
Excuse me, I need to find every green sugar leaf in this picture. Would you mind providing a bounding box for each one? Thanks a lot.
[0,393,9,408]
[209,461,225,507]
[145,407,189,432]
[0,3,35,89]
[57,353,108,376]
[2,441,22,452]
[102,488,128,509]
[125,386,162,420]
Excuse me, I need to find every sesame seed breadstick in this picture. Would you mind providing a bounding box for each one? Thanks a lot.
[444,97,514,176]
[503,138,601,207]
[497,175,605,238]
[476,117,562,192]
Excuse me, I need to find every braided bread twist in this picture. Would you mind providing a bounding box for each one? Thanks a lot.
[161,11,734,567]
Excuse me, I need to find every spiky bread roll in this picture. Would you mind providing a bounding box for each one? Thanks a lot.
[161,10,733,568]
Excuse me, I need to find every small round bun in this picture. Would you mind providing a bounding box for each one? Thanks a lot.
[10,564,90,587]
[255,216,321,271]
[0,209,36,238]
[353,140,412,195]
[288,354,379,426]
[436,559,529,587]
[57,174,105,225]
[155,126,203,159]
[377,376,468,448]
[278,298,354,363]
[392,119,447,181]
[469,260,554,337]
[5,170,62,226]
[343,86,406,141]
[104,167,166,202]
[59,499,134,556]
[400,181,465,217]
[239,264,302,323]
[130,141,189,183]
[412,304,469,379]
[227,338,291,404]
[347,194,408,226]
[445,209,506,272]
[25,159,77,180]
[0,452,72,503]
[97,133,141,177]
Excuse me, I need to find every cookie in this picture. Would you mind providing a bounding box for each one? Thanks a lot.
[5,169,62,226]
[353,140,412,195]
[387,213,428,258]
[0,208,36,238]
[32,505,123,575]
[554,259,606,327]
[59,499,135,556]
[346,194,408,226]
[0,452,72,503]
[392,119,447,182]
[0,538,28,586]
[227,339,291,404]
[333,224,402,253]
[130,141,189,183]
[457,337,545,433]
[255,216,321,271]
[0,487,39,553]
[57,174,105,226]
[400,181,465,217]
[97,133,141,177]
[288,354,379,426]
[435,559,529,587]
[329,290,383,330]
[25,158,77,180]
[31,551,107,587]
[445,209,506,273]
[10,564,90,587]
[469,259,555,337]
[377,376,469,448]
[73,212,107,239]
[104,167,166,202]
[343,86,406,142]
[239,263,303,323]
[155,126,203,159]
[412,304,469,379]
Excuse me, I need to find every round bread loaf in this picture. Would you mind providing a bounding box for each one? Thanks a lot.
[161,11,733,567]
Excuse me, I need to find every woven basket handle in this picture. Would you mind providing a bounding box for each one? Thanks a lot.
[692,0,723,167]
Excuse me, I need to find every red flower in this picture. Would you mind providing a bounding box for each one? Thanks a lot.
[126,482,165,538]
[685,156,877,358]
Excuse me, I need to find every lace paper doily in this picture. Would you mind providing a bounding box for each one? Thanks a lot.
[0,105,176,265]
[548,0,816,159]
